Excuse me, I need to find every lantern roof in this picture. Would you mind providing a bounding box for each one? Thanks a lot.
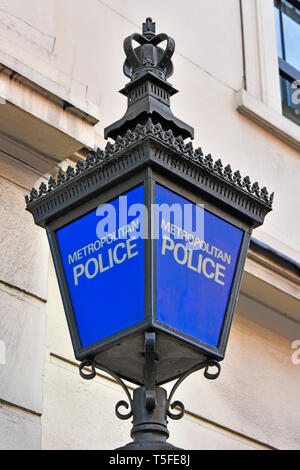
[25,117,273,228]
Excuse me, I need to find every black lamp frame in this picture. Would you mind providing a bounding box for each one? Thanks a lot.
[25,17,273,449]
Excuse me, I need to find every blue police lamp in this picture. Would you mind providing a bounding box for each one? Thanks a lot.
[26,18,273,450]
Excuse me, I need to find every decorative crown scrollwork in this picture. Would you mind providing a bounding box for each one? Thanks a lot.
[123,17,175,81]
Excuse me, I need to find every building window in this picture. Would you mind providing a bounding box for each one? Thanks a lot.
[274,0,300,126]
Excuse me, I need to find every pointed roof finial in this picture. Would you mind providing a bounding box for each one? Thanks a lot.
[142,17,156,37]
[105,17,194,141]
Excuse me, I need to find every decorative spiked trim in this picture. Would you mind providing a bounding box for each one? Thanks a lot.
[25,119,274,209]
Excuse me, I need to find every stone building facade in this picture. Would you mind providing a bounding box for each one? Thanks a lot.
[0,0,299,450]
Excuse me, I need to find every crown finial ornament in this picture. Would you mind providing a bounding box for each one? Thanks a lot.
[123,17,175,82]
[104,18,194,141]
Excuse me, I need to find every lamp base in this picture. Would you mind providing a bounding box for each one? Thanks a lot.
[116,386,181,451]
[116,441,180,451]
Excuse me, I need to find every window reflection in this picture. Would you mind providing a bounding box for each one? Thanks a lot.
[282,0,300,70]
[280,76,300,126]
[274,0,300,126]
[275,5,283,59]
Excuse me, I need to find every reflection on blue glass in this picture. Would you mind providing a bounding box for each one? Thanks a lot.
[282,0,300,70]
[280,75,300,125]
[283,13,300,70]
[57,186,144,348]
[155,185,243,348]
[275,5,283,59]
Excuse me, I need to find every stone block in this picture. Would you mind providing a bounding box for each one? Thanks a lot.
[0,283,46,414]
[0,177,49,300]
[0,403,41,450]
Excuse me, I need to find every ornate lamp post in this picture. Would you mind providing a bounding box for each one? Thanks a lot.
[25,18,273,450]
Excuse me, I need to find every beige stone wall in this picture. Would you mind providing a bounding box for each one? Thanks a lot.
[0,157,49,449]
[0,0,299,450]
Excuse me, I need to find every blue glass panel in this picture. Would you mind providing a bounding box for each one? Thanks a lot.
[56,185,144,348]
[282,0,300,70]
[275,5,284,59]
[155,185,243,348]
[280,74,300,125]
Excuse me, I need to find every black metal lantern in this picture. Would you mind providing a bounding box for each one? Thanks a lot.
[25,18,273,450]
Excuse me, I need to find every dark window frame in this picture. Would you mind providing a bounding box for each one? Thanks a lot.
[274,0,300,125]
